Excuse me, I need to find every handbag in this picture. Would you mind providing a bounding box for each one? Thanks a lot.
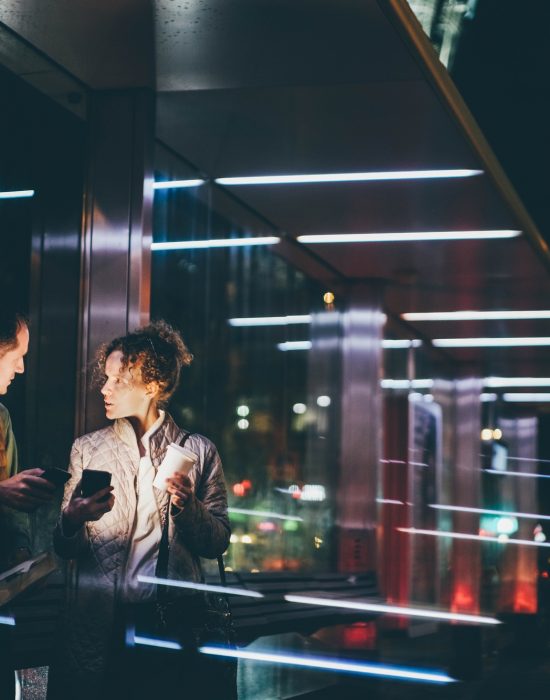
[154,432,238,695]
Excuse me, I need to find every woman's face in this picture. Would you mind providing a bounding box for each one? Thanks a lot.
[101,350,154,420]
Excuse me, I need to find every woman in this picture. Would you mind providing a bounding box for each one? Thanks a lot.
[47,320,232,700]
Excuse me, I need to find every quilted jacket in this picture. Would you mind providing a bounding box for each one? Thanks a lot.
[47,413,230,698]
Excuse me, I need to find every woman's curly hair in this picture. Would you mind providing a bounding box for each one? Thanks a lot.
[94,320,193,406]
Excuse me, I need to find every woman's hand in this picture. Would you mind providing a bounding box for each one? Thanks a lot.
[62,483,115,535]
[166,473,192,510]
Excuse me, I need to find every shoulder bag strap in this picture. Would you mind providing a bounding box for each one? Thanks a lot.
[155,432,228,591]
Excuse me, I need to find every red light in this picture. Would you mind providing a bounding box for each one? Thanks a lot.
[232,483,245,497]
[541,571,549,579]
[242,479,252,490]
[342,622,377,649]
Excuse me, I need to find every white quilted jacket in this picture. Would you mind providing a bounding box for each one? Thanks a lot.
[47,414,230,697]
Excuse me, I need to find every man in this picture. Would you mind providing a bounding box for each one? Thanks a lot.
[0,305,55,697]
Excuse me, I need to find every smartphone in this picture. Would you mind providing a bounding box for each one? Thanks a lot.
[81,469,112,502]
[42,468,71,487]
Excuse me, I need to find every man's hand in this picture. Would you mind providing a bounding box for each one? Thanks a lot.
[0,469,56,512]
[166,472,193,510]
[62,484,115,535]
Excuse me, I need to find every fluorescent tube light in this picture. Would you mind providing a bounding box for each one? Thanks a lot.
[382,339,422,349]
[137,574,264,598]
[402,310,550,321]
[215,169,482,186]
[133,635,183,650]
[0,189,35,199]
[381,379,434,389]
[298,230,521,244]
[277,341,312,351]
[199,647,456,684]
[399,527,550,548]
[0,615,15,626]
[152,236,280,251]
[229,315,312,327]
[433,337,550,348]
[430,504,550,521]
[485,377,550,388]
[153,179,205,189]
[284,594,500,625]
[503,393,550,402]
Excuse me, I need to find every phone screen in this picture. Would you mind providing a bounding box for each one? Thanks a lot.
[81,469,112,501]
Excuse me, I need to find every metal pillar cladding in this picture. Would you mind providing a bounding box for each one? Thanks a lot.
[496,417,538,614]
[336,284,384,573]
[450,378,483,614]
[77,89,155,434]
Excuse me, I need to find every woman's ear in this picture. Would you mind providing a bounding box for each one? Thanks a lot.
[145,381,161,399]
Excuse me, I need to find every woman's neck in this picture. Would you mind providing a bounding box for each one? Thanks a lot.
[128,404,161,440]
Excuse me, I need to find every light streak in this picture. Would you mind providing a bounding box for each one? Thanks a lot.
[137,575,264,598]
[298,231,520,244]
[284,594,501,625]
[152,236,280,251]
[229,507,303,522]
[399,527,550,548]
[199,646,456,684]
[429,504,550,521]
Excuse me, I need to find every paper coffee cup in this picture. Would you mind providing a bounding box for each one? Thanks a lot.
[153,443,197,491]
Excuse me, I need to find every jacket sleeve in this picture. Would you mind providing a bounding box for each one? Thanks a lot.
[172,442,231,559]
[53,440,89,559]
[0,407,32,553]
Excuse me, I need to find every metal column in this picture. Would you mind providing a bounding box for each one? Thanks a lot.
[77,89,155,434]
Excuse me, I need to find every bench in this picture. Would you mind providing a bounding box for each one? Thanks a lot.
[212,570,380,645]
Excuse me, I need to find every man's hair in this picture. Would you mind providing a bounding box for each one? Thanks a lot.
[0,305,28,356]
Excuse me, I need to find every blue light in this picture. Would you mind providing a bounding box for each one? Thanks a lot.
[199,646,456,684]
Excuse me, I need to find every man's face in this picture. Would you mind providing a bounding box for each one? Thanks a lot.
[0,324,29,395]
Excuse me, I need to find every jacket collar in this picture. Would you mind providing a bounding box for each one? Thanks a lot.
[113,412,182,452]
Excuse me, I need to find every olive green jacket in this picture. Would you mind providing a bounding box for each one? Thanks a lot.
[0,403,31,568]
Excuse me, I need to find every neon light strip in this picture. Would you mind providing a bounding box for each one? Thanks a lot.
[0,615,15,626]
[430,504,550,521]
[137,574,264,598]
[0,190,34,199]
[402,310,550,321]
[284,594,500,625]
[298,231,521,244]
[153,179,205,189]
[399,527,550,548]
[229,507,303,522]
[228,315,312,327]
[152,237,280,250]
[484,469,550,479]
[215,169,482,185]
[377,498,406,505]
[433,337,550,348]
[199,646,456,684]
